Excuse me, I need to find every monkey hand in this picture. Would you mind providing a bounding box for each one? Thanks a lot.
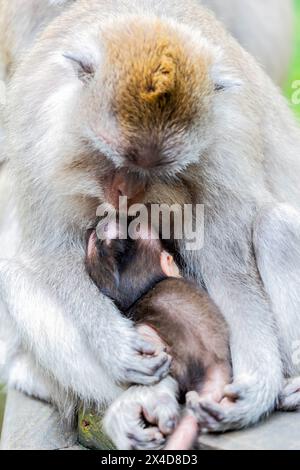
[103,376,180,450]
[116,324,172,387]
[186,374,279,432]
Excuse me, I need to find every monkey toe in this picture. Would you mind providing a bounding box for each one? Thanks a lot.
[186,396,221,431]
[188,397,268,433]
[185,391,244,432]
[142,392,180,436]
[278,377,300,411]
[128,427,165,450]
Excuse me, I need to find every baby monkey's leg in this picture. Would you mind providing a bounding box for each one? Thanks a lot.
[195,362,232,403]
[184,362,232,433]
[166,362,231,447]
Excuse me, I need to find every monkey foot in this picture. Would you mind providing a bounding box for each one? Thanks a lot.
[278,377,300,411]
[186,379,275,433]
[104,377,179,450]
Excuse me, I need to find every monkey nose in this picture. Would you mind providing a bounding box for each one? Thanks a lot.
[108,170,146,209]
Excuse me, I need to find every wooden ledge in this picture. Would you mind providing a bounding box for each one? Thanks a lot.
[1,388,300,450]
[0,389,77,450]
[78,408,300,451]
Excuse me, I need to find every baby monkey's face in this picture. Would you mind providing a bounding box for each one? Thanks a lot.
[86,219,180,311]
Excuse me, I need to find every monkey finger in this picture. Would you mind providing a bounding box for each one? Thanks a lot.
[124,373,160,386]
[129,352,171,378]
[126,355,172,386]
[136,324,167,353]
[133,337,158,355]
[224,382,250,401]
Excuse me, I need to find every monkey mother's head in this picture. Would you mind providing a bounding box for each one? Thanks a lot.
[7,2,243,228]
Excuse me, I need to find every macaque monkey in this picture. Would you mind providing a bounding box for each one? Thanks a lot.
[1,0,300,451]
[86,223,231,398]
[85,221,231,449]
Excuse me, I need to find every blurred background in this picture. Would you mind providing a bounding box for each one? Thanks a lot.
[0,0,300,437]
[0,384,4,432]
[285,0,300,118]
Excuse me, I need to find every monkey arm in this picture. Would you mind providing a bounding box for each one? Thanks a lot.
[0,252,171,407]
[254,204,300,410]
[199,203,300,429]
[186,247,283,431]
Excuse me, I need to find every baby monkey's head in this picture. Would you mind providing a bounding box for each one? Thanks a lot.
[86,218,180,312]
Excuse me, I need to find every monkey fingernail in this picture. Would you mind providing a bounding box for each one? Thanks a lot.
[135,340,156,355]
[200,403,223,422]
[224,385,242,401]
[165,419,176,432]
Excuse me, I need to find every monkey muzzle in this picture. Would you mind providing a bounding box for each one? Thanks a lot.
[103,169,147,210]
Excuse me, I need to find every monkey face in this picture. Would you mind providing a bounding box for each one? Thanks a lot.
[85,219,165,311]
[85,216,181,312]
[8,2,243,224]
[74,18,217,179]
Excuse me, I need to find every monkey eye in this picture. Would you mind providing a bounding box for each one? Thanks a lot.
[212,74,243,94]
[214,83,226,93]
[63,53,95,82]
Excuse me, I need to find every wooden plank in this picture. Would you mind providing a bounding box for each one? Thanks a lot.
[197,411,300,450]
[2,388,300,450]
[79,408,300,451]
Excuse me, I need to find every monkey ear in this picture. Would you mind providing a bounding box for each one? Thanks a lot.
[63,53,95,83]
[160,251,181,278]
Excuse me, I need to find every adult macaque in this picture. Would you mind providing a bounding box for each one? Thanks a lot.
[1,0,300,450]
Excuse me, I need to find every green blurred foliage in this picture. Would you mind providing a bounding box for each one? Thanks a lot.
[285,0,300,118]
[0,386,5,436]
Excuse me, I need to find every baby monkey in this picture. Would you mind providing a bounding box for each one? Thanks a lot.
[85,218,231,404]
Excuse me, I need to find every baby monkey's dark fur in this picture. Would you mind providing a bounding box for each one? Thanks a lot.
[86,229,231,400]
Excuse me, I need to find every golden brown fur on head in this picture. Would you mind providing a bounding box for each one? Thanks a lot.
[103,19,213,140]
[91,17,216,172]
